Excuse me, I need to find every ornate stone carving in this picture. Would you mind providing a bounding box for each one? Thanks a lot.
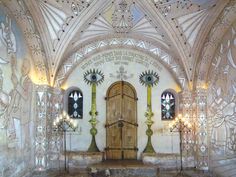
[4,0,48,84]
[195,88,209,170]
[35,86,64,170]
[110,66,134,80]
[55,38,186,90]
[35,86,50,170]
[179,91,195,167]
[112,0,133,33]
[207,21,236,162]
[0,11,34,174]
[197,0,236,86]
[47,88,63,169]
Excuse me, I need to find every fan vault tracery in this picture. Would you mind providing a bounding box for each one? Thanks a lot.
[197,0,236,88]
[1,0,227,87]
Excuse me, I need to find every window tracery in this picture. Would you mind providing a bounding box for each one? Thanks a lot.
[161,91,175,120]
[68,89,83,119]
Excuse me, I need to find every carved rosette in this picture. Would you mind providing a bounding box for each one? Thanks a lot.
[112,0,133,33]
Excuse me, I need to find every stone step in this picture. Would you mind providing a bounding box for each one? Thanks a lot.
[142,153,195,169]
[211,156,236,177]
[30,168,214,177]
[212,157,236,167]
[158,169,213,177]
[213,166,236,177]
[88,160,158,177]
[90,167,157,177]
[31,168,91,177]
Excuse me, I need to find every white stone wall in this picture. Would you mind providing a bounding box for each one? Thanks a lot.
[62,49,181,159]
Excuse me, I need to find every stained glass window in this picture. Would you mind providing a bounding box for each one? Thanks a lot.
[68,90,83,119]
[161,91,175,120]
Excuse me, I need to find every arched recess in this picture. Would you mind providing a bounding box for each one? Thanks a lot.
[161,89,178,120]
[64,86,83,119]
[105,81,138,160]
[55,37,187,90]
[195,1,236,89]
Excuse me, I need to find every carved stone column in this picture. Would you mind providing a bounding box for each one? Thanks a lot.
[179,90,195,168]
[35,85,51,171]
[195,88,209,170]
[47,88,64,169]
[35,86,63,171]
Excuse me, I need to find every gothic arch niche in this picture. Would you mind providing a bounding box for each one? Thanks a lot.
[64,87,83,119]
[61,48,182,155]
[161,89,178,120]
[105,81,138,160]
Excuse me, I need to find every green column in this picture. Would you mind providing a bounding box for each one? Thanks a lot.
[143,85,155,153]
[147,85,152,111]
[88,83,99,152]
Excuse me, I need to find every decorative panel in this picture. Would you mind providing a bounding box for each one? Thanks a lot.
[0,4,36,176]
[47,88,63,169]
[35,86,64,170]
[179,90,195,167]
[207,22,236,176]
[56,42,186,90]
[195,88,209,170]
[35,86,50,170]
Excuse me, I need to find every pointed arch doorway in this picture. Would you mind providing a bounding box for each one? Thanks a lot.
[105,81,138,160]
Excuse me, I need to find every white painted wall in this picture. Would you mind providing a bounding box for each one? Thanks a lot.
[62,49,180,159]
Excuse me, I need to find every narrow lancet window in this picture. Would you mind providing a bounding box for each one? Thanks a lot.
[68,90,83,119]
[161,91,175,120]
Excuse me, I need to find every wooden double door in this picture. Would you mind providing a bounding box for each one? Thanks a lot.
[105,81,138,160]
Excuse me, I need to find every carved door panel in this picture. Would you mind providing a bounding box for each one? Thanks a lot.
[106,81,138,160]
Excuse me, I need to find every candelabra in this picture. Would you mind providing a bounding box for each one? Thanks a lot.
[84,69,104,152]
[139,70,159,153]
[169,114,191,177]
[53,111,77,172]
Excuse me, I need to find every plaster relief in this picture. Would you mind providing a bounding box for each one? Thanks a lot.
[208,23,236,155]
[0,7,34,177]
[80,50,163,71]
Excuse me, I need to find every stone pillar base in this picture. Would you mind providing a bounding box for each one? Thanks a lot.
[55,151,104,171]
[142,153,194,169]
[66,151,104,168]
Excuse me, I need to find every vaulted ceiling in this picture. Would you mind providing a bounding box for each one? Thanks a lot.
[3,0,235,89]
